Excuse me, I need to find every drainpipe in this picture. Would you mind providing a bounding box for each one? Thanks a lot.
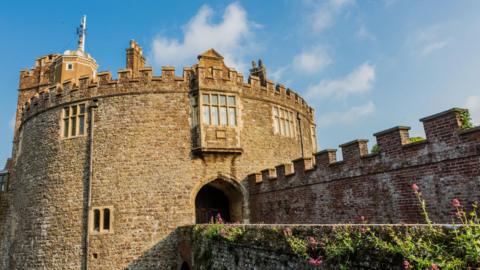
[83,98,98,270]
[297,112,304,158]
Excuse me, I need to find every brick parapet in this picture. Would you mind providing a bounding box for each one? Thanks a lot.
[247,108,480,223]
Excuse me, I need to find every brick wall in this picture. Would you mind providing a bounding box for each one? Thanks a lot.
[248,108,480,224]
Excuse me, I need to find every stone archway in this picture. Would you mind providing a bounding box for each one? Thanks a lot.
[194,178,245,224]
[180,262,190,270]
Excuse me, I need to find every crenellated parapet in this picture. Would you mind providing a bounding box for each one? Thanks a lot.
[20,48,315,126]
[248,108,480,194]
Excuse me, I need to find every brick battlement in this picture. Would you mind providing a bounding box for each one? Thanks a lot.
[20,63,314,123]
[247,108,480,224]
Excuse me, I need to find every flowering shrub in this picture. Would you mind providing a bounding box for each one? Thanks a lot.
[192,184,479,269]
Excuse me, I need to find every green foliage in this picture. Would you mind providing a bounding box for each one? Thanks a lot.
[371,144,380,154]
[409,136,425,143]
[200,223,245,242]
[460,110,474,129]
[193,189,479,269]
[285,234,308,259]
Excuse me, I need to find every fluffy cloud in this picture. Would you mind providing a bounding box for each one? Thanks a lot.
[305,62,375,100]
[150,3,255,72]
[317,101,375,127]
[293,46,332,74]
[465,96,480,124]
[309,0,355,33]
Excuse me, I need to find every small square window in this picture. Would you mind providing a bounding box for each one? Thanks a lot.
[66,63,74,70]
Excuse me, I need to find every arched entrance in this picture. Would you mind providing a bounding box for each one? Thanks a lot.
[194,178,245,223]
[180,262,190,270]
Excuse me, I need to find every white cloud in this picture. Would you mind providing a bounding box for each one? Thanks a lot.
[420,40,448,56]
[270,66,289,83]
[293,46,332,74]
[305,62,375,100]
[317,101,375,127]
[408,25,449,56]
[150,3,255,72]
[356,24,375,41]
[9,116,15,130]
[465,96,480,124]
[309,0,355,33]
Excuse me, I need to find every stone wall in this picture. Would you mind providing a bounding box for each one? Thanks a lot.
[248,108,480,224]
[0,49,316,269]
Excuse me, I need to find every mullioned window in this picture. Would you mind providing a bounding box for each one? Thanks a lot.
[201,93,237,126]
[273,106,296,138]
[62,103,86,138]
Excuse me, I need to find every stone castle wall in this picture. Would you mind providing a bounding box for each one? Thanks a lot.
[248,108,480,224]
[0,53,316,269]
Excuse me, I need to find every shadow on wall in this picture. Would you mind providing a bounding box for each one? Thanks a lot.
[124,230,184,270]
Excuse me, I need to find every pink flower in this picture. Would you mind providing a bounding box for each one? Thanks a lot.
[283,227,292,237]
[308,256,323,266]
[403,260,411,269]
[307,236,317,248]
[411,183,419,193]
[451,198,461,208]
[216,213,224,224]
[430,263,439,270]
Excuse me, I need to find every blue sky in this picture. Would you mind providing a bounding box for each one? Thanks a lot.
[1,0,480,164]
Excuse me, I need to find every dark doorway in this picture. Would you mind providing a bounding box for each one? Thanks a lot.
[194,179,244,224]
[195,185,230,223]
[180,262,190,270]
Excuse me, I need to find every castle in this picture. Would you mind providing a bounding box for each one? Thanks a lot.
[0,17,479,269]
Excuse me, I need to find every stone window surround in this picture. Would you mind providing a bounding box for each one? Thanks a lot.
[0,172,8,192]
[200,92,237,127]
[89,206,114,234]
[272,105,296,138]
[66,62,74,70]
[61,103,86,139]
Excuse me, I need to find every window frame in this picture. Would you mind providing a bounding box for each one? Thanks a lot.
[200,93,237,127]
[66,62,74,71]
[0,172,8,192]
[272,105,296,138]
[62,103,86,139]
[90,206,114,234]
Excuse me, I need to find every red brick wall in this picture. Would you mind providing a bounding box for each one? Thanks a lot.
[247,108,480,224]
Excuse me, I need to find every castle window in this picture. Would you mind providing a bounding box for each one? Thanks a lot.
[62,103,86,138]
[90,207,113,234]
[311,125,317,153]
[0,172,8,192]
[66,63,74,70]
[190,96,199,127]
[201,93,237,126]
[273,106,295,138]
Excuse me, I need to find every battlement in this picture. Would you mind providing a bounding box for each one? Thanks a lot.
[248,108,480,190]
[19,48,315,123]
